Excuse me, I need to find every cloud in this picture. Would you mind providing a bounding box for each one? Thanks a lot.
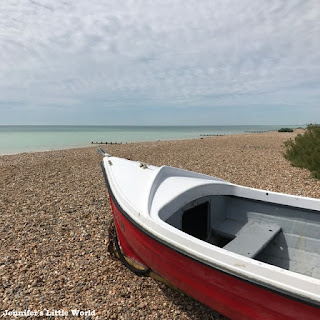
[0,0,319,124]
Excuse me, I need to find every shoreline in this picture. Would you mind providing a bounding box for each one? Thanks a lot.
[0,135,227,157]
[1,130,319,320]
[0,134,233,157]
[0,144,92,157]
[0,129,297,157]
[0,125,302,156]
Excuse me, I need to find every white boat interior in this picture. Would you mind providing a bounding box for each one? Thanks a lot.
[163,193,320,279]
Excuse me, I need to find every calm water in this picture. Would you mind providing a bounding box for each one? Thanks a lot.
[0,125,298,155]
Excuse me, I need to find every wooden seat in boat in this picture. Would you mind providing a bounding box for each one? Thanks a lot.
[214,220,281,258]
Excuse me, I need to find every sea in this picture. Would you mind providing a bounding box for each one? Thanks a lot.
[0,125,299,155]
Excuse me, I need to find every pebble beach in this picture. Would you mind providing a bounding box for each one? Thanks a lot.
[1,130,319,320]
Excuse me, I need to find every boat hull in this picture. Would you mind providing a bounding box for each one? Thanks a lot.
[108,191,320,320]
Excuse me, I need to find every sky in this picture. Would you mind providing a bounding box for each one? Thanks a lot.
[0,0,319,125]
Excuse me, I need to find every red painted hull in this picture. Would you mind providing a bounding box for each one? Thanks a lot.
[109,195,320,320]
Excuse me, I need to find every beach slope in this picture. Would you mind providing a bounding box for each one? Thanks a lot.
[1,131,319,319]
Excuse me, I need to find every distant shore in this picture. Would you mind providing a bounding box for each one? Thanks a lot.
[1,130,319,320]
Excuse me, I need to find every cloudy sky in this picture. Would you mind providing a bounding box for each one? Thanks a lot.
[0,0,319,125]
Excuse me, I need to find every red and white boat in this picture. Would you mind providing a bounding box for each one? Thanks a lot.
[100,150,320,320]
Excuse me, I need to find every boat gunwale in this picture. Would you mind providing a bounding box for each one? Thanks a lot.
[100,160,320,309]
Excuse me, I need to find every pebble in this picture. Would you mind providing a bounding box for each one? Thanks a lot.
[0,131,319,319]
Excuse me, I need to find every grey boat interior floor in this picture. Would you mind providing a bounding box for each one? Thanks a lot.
[164,195,320,280]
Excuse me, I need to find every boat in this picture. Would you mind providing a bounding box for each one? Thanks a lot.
[99,149,320,319]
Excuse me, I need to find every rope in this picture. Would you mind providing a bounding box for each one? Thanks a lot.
[107,219,150,276]
[114,232,150,276]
